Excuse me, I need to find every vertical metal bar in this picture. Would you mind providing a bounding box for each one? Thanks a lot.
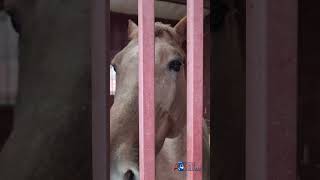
[91,0,110,179]
[138,0,155,180]
[246,0,297,180]
[187,0,203,179]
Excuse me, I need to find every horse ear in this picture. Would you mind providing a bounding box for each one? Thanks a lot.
[174,16,187,42]
[128,19,138,40]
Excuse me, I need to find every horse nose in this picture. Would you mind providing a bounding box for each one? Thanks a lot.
[123,169,135,180]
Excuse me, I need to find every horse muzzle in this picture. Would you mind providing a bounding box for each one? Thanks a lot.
[123,169,135,180]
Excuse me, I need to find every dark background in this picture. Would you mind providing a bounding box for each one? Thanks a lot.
[298,0,320,179]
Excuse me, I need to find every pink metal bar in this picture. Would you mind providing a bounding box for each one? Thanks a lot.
[187,0,204,179]
[138,0,155,180]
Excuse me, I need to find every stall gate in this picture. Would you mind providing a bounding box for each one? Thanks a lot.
[91,0,204,180]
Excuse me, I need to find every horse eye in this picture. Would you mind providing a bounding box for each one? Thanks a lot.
[168,59,183,72]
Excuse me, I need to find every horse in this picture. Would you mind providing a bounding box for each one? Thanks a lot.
[110,17,210,180]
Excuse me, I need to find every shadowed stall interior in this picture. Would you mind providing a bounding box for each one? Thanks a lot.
[211,0,245,179]
[298,0,320,179]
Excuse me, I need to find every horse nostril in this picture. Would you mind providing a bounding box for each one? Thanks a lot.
[124,170,135,180]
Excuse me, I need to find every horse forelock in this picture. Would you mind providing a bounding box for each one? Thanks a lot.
[129,22,182,45]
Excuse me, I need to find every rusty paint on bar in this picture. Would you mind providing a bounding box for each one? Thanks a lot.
[138,0,155,180]
[187,0,203,179]
[91,0,110,179]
